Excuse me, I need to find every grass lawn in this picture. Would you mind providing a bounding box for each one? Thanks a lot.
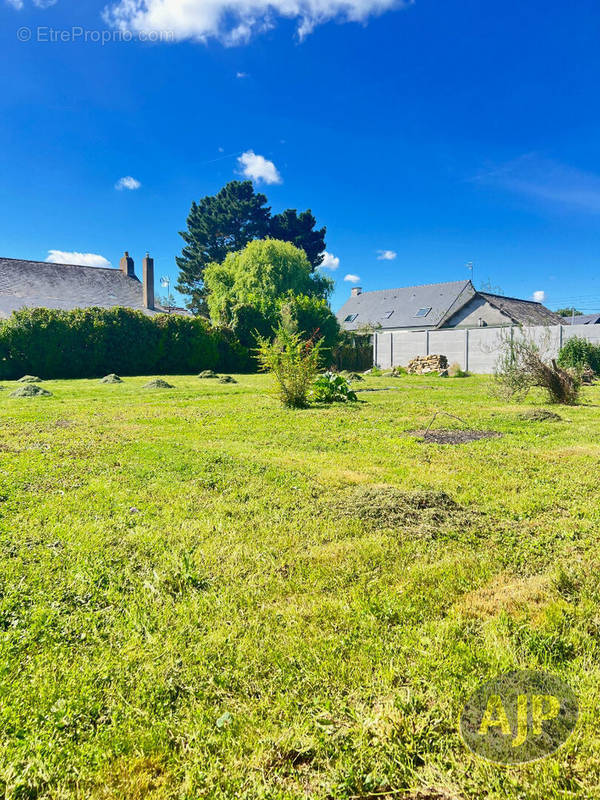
[1,372,599,799]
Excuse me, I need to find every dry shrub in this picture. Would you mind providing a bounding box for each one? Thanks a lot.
[448,362,469,378]
[494,336,581,405]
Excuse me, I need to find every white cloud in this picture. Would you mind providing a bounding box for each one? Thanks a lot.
[320,251,339,270]
[104,0,410,45]
[377,249,397,260]
[344,273,361,283]
[7,0,57,7]
[532,290,546,303]
[236,71,248,78]
[115,175,141,191]
[237,150,282,184]
[46,250,111,268]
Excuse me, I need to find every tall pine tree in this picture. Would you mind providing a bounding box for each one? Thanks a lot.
[268,209,326,270]
[176,181,327,312]
[176,181,271,313]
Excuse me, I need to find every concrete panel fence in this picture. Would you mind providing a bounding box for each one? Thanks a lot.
[374,323,600,374]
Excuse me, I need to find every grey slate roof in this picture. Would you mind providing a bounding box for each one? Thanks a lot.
[337,279,565,331]
[336,280,474,331]
[477,293,565,326]
[565,313,600,325]
[0,257,156,319]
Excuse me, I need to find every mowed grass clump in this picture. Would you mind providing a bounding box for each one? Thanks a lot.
[329,485,466,535]
[1,372,600,799]
[9,384,52,397]
[143,378,175,389]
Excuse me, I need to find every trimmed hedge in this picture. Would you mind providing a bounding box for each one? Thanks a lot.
[0,307,252,379]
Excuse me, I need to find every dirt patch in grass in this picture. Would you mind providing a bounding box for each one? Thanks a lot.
[409,429,502,444]
[519,409,562,422]
[330,484,473,534]
[456,573,554,621]
[10,384,52,397]
[143,379,174,389]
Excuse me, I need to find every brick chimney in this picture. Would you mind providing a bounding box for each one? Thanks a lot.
[142,252,155,310]
[120,251,135,278]
[351,286,362,297]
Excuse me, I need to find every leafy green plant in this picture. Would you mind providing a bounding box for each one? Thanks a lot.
[558,336,600,374]
[255,323,323,408]
[311,371,358,403]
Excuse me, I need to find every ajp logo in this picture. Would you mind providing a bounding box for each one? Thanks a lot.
[460,670,578,763]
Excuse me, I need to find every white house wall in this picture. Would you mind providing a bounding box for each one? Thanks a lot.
[374,323,600,373]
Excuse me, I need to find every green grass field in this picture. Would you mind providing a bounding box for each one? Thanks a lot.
[1,373,599,799]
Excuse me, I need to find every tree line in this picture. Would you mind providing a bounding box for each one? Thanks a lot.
[176,180,327,315]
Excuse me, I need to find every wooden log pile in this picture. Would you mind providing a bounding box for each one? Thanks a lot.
[406,354,448,374]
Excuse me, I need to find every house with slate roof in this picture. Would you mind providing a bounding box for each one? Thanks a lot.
[0,252,191,319]
[336,280,564,332]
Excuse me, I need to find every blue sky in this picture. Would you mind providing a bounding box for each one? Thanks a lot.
[2,0,600,312]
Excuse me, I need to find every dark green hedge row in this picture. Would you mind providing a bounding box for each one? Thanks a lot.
[0,307,252,379]
[331,340,373,372]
